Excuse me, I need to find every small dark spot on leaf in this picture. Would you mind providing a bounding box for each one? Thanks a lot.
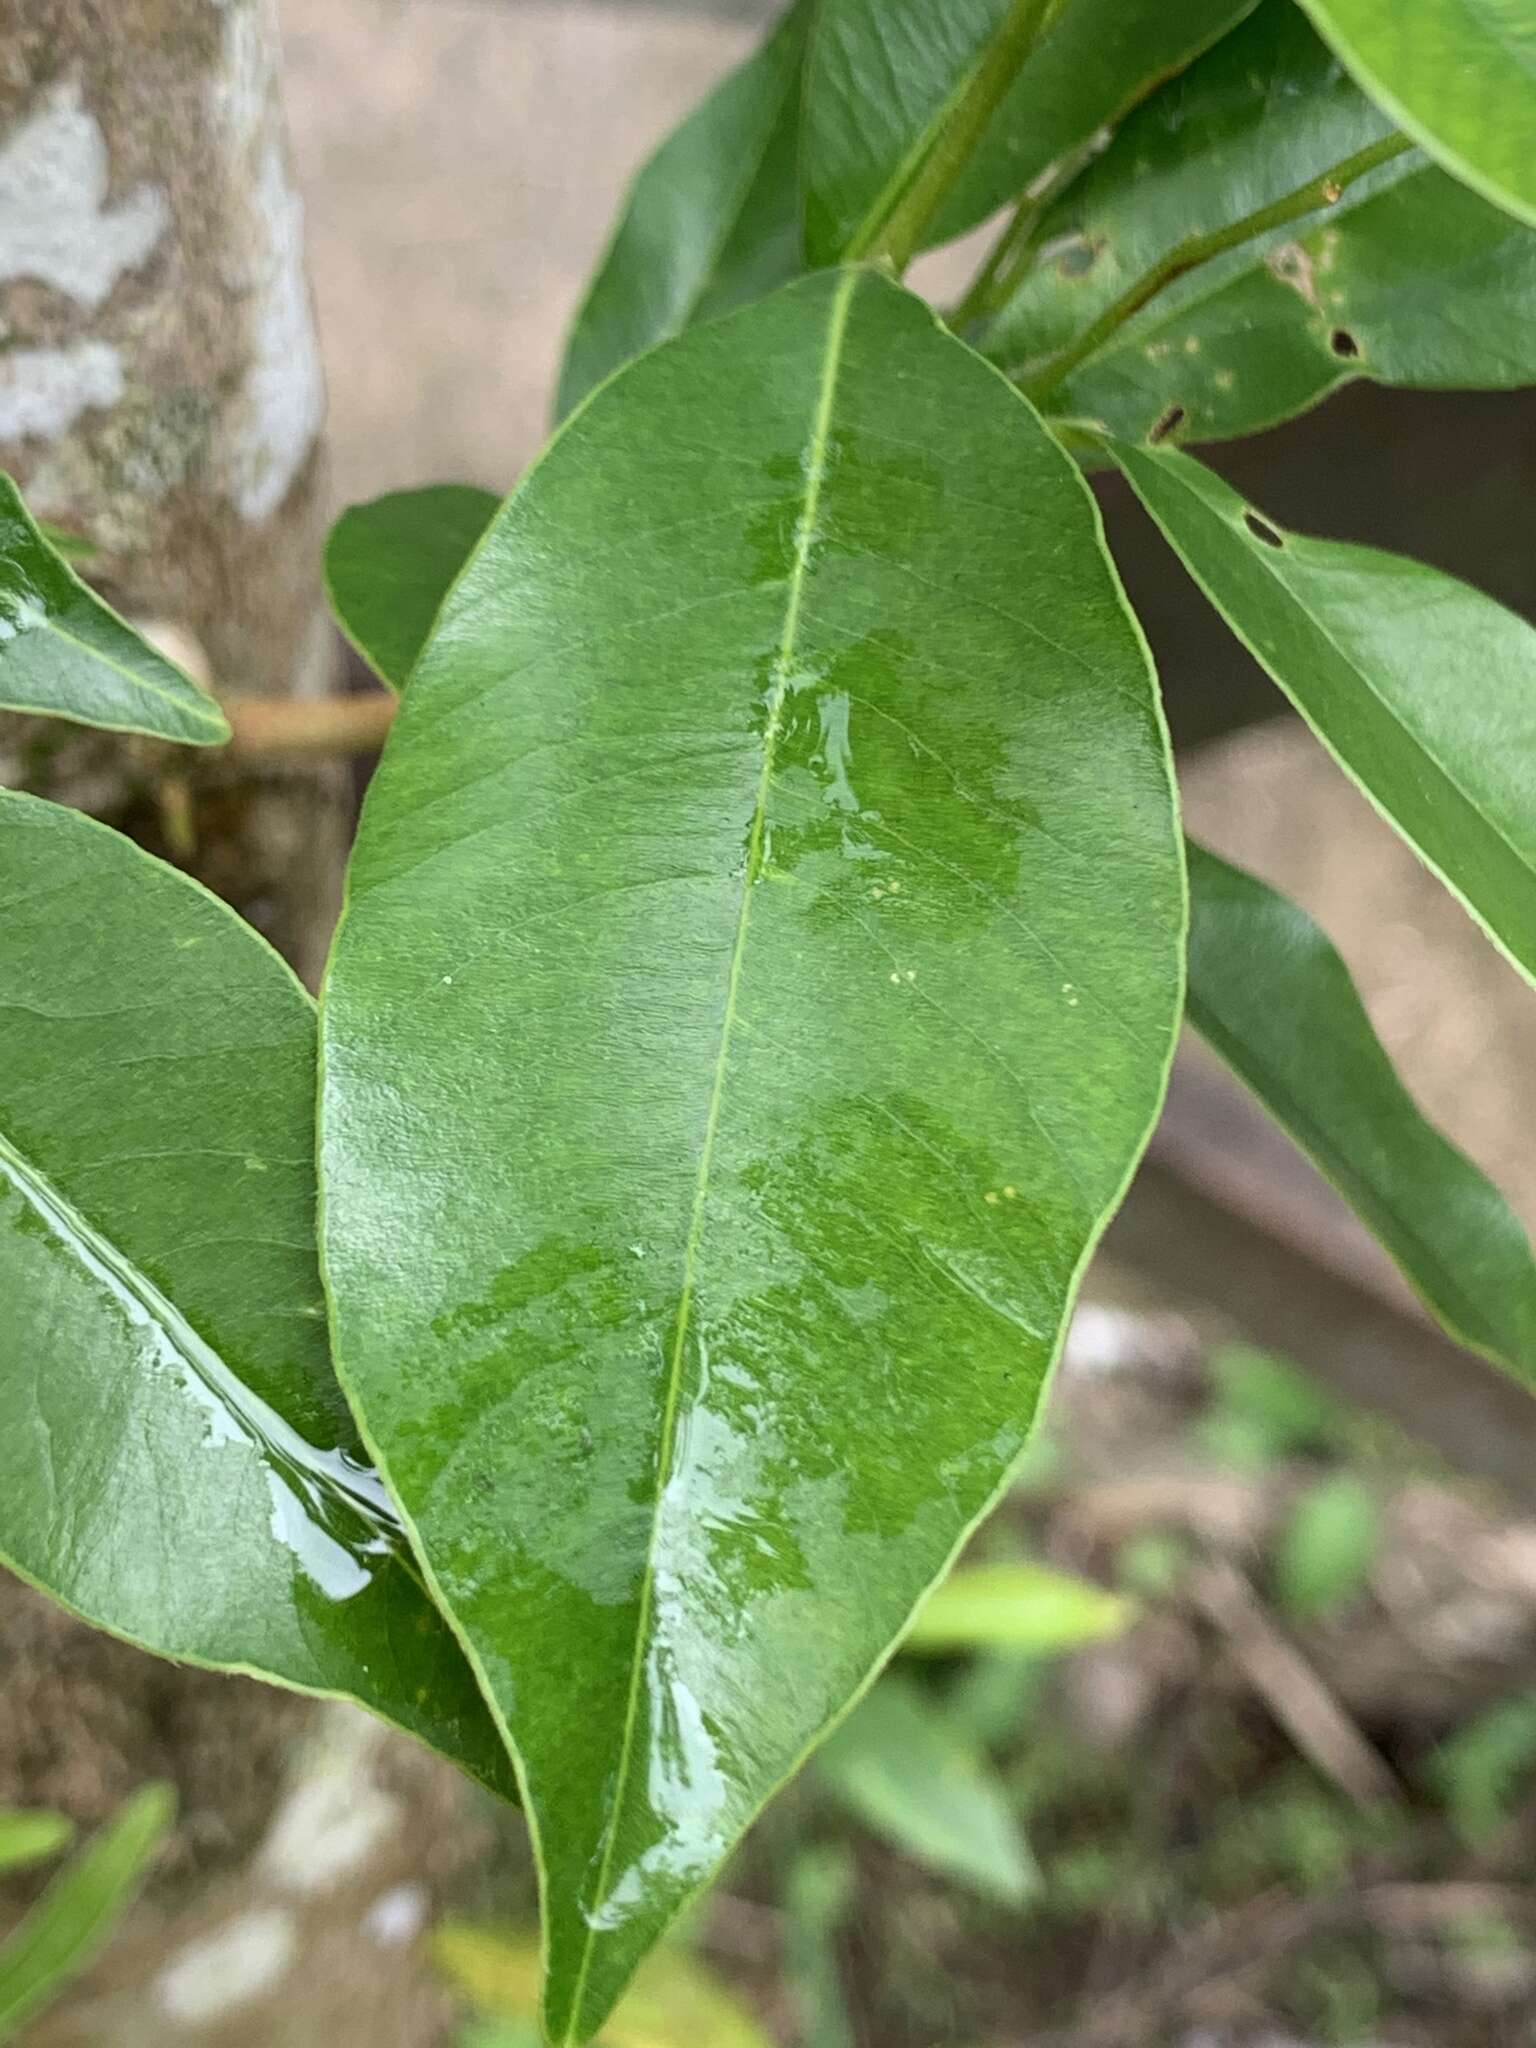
[1244,511,1285,548]
[1330,326,1361,358]
[1058,236,1102,278]
[1148,403,1186,445]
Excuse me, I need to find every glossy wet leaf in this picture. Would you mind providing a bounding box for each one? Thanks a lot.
[0,1785,171,2042]
[325,485,499,690]
[320,268,1182,2040]
[985,5,1536,444]
[817,1676,1035,1905]
[1298,0,1536,230]
[436,1925,772,2048]
[557,2,810,417]
[0,1813,72,1879]
[802,0,1253,264]
[0,475,227,744]
[1186,841,1536,1381]
[1113,442,1536,988]
[0,795,514,1801]
[903,1559,1133,1656]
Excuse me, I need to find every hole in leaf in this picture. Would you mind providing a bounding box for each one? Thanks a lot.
[1148,403,1186,445]
[1330,327,1361,358]
[1243,511,1285,548]
[1058,237,1101,278]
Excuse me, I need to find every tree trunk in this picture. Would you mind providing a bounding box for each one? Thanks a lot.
[0,0,348,979]
[0,10,474,2039]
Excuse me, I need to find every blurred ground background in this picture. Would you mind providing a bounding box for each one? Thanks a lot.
[6,1,1536,2042]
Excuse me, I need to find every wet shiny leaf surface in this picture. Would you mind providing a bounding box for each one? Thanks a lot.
[1299,0,1536,230]
[1186,841,1536,1384]
[0,476,228,745]
[987,4,1536,444]
[802,0,1253,263]
[816,1675,1036,1904]
[557,2,810,417]
[0,795,514,1800]
[325,484,500,690]
[1113,442,1536,988]
[320,268,1182,2041]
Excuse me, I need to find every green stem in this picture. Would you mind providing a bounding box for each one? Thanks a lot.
[854,0,1062,274]
[1020,129,1415,403]
[949,130,1105,331]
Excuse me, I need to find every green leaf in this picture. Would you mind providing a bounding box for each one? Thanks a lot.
[987,5,1536,444]
[0,1784,171,2042]
[1186,843,1536,1381]
[803,0,1254,265]
[0,476,228,745]
[1111,442,1536,989]
[319,268,1183,2041]
[0,1813,72,1878]
[784,1847,856,2048]
[1298,0,1536,231]
[436,1924,773,2048]
[1274,1473,1380,1621]
[931,0,1259,248]
[325,485,500,691]
[0,794,514,1802]
[557,2,811,418]
[903,1560,1133,1656]
[817,1676,1036,1905]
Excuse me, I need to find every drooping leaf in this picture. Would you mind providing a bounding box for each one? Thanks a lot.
[1298,0,1536,231]
[0,1785,171,2042]
[1112,442,1536,987]
[319,268,1183,2040]
[0,794,513,1801]
[0,1813,72,1879]
[1275,1472,1380,1620]
[1185,841,1536,1381]
[0,476,228,745]
[802,0,1255,264]
[436,1924,772,2048]
[985,4,1536,444]
[817,1676,1036,1905]
[557,2,811,417]
[325,485,500,690]
[903,1559,1133,1656]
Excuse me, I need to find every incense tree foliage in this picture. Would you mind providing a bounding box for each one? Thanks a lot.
[6,1,1536,2039]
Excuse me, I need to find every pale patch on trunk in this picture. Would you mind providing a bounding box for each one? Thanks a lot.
[0,77,167,311]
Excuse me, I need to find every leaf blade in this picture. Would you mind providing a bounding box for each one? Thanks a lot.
[557,2,811,417]
[325,485,500,691]
[1112,442,1536,988]
[903,1559,1133,1655]
[0,477,228,744]
[1185,840,1536,1382]
[320,268,1182,2041]
[0,794,514,1801]
[816,1675,1036,1905]
[1298,0,1536,230]
[987,3,1536,444]
[0,1785,172,2042]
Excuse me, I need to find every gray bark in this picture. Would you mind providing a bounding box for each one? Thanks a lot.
[0,11,471,2039]
[0,0,347,978]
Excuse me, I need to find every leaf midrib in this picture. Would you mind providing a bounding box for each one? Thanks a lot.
[559,266,859,2043]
